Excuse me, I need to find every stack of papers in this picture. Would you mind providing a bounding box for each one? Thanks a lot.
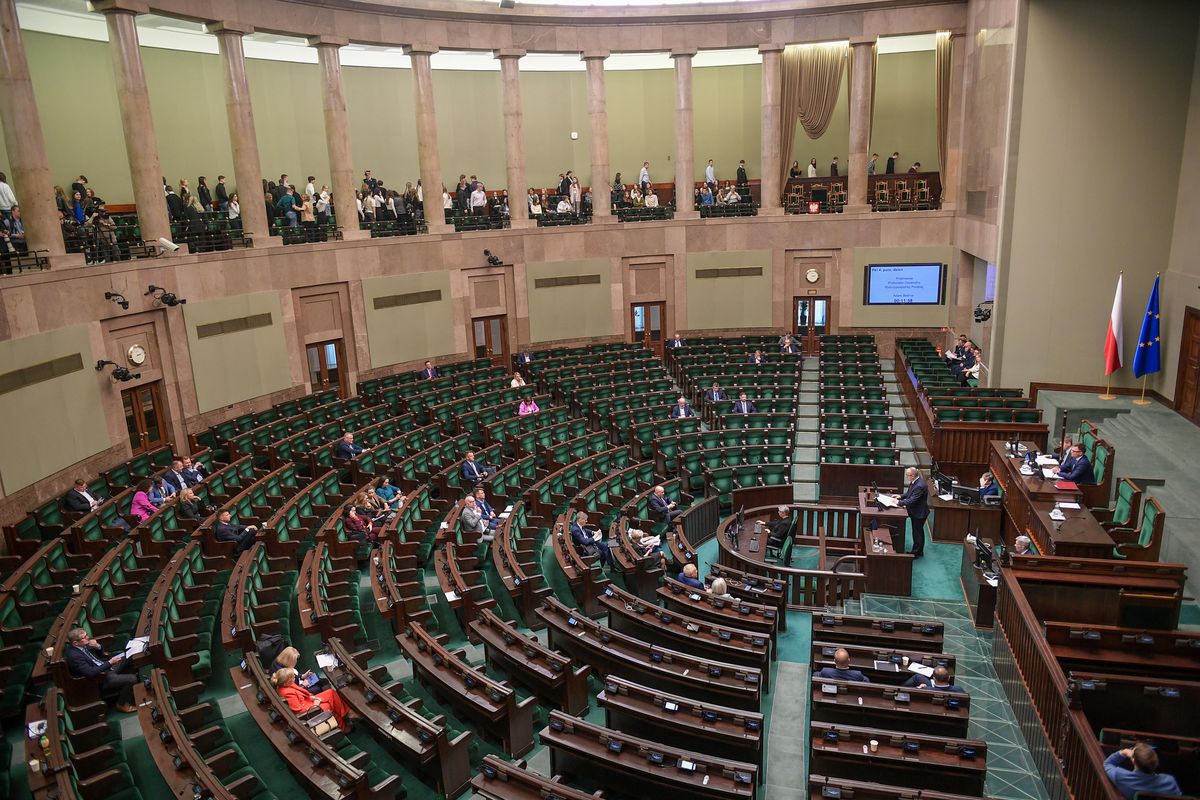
[876,494,900,508]
[124,636,149,657]
[1041,468,1058,480]
[1035,455,1058,466]
[315,653,339,670]
[907,663,934,678]
[1059,501,1081,510]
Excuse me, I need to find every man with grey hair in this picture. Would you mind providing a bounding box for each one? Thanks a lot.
[890,467,929,558]
[1013,535,1034,556]
[64,628,140,712]
[649,484,684,524]
[460,495,494,544]
[766,505,792,546]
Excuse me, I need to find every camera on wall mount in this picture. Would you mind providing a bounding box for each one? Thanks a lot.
[95,359,140,383]
[104,291,129,310]
[146,284,187,307]
[974,301,993,323]
[484,249,503,266]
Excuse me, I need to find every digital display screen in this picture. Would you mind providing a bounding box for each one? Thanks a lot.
[864,263,945,305]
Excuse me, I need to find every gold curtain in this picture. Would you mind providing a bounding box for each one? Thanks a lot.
[935,31,953,192]
[778,41,849,198]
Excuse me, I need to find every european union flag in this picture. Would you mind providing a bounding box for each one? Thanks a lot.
[1132,276,1161,378]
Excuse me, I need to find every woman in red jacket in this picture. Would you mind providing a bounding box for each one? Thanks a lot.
[271,667,352,731]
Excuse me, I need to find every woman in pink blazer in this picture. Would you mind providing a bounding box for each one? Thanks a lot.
[129,479,158,523]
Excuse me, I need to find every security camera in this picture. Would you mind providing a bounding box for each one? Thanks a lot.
[973,301,993,323]
[157,237,180,253]
[104,291,129,310]
[146,284,187,306]
[484,249,502,266]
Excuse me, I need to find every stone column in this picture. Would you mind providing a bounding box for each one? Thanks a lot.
[941,31,967,211]
[0,0,65,257]
[406,44,445,232]
[846,37,875,213]
[310,36,365,239]
[495,49,529,228]
[209,22,274,246]
[583,51,612,222]
[671,49,697,218]
[91,0,172,246]
[758,43,785,214]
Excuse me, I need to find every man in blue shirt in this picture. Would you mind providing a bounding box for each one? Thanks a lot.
[814,648,870,683]
[678,562,705,590]
[473,487,500,531]
[1103,742,1181,799]
[978,472,1000,499]
[1052,445,1095,484]
[705,383,727,402]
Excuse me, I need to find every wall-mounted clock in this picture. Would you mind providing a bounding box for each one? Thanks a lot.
[805,268,820,284]
[127,344,147,366]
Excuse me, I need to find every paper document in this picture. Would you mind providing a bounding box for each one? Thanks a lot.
[444,590,460,602]
[1059,502,1081,510]
[873,660,901,672]
[27,720,47,738]
[592,532,603,542]
[1041,468,1058,480]
[907,663,934,678]
[124,636,149,657]
[315,653,339,670]
[1036,455,1058,466]
[876,494,900,508]
[938,493,954,502]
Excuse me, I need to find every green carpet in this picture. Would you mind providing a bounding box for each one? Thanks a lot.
[225,710,310,796]
[123,736,174,797]
[1180,603,1200,626]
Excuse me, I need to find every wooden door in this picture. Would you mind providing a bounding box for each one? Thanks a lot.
[631,302,665,357]
[1174,306,1200,422]
[306,339,347,398]
[473,315,509,367]
[121,382,167,455]
[794,296,831,354]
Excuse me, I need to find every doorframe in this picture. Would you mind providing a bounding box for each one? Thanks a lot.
[305,339,348,398]
[121,380,168,456]
[793,295,832,353]
[631,301,666,357]
[1172,305,1200,413]
[472,314,510,367]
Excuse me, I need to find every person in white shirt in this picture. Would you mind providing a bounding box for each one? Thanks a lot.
[705,159,716,190]
[305,176,316,199]
[315,188,330,224]
[644,189,659,208]
[370,191,383,218]
[556,197,573,214]
[530,196,543,216]
[510,371,526,388]
[355,191,366,222]
[228,193,241,221]
[722,184,740,204]
[807,158,818,178]
[639,161,651,191]
[471,186,487,216]
[0,172,16,221]
[442,185,453,210]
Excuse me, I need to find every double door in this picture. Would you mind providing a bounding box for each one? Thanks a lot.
[473,315,509,368]
[306,339,347,397]
[631,302,666,357]
[794,296,830,354]
[122,382,167,455]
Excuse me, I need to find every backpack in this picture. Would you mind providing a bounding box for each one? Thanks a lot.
[255,634,287,669]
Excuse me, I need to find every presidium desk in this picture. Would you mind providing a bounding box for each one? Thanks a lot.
[987,440,1114,559]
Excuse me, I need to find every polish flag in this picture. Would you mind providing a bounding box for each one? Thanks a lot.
[1104,274,1123,376]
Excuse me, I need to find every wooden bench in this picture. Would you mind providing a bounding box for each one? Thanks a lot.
[541,709,757,799]
[812,612,945,652]
[811,641,955,686]
[397,621,535,756]
[810,676,970,738]
[657,576,779,652]
[470,753,606,800]
[469,608,591,716]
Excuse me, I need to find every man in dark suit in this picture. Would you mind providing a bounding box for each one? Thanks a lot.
[950,345,976,379]
[670,397,695,419]
[516,350,534,366]
[570,511,613,568]
[766,505,792,547]
[886,151,898,174]
[736,160,749,189]
[780,335,800,354]
[830,156,840,177]
[461,451,493,484]
[747,350,765,364]
[1052,445,1095,484]
[64,479,103,513]
[900,666,964,694]
[705,383,727,402]
[733,393,757,414]
[163,459,189,493]
[979,472,1000,499]
[667,334,686,349]
[892,467,929,557]
[180,456,207,486]
[213,510,257,553]
[420,360,439,380]
[335,432,366,460]
[165,186,185,221]
[678,562,705,589]
[65,627,140,712]
[649,485,684,524]
[814,648,870,683]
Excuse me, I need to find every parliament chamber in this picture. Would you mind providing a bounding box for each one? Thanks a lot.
[2,0,1200,799]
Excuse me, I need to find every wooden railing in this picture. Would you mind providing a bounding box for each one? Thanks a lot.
[994,570,1125,800]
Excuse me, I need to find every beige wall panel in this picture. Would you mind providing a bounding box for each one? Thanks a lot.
[686,249,773,330]
[343,64,419,192]
[871,50,938,173]
[526,258,614,342]
[851,245,954,328]
[245,58,331,190]
[520,71,592,189]
[693,63,763,183]
[361,271,457,367]
[433,70,506,190]
[183,292,293,413]
[0,325,109,493]
[605,69,675,187]
[999,0,1197,391]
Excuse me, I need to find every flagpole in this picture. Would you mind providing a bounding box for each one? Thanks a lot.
[1133,375,1151,406]
[1099,271,1123,400]
[1098,374,1115,401]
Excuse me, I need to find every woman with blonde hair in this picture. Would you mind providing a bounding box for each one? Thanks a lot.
[271,666,351,731]
[709,576,736,601]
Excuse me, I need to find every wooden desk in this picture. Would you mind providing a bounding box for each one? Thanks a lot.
[930,495,1002,542]
[863,531,913,597]
[858,487,908,535]
[811,613,945,653]
[989,441,1111,558]
[960,539,997,629]
[810,677,971,738]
